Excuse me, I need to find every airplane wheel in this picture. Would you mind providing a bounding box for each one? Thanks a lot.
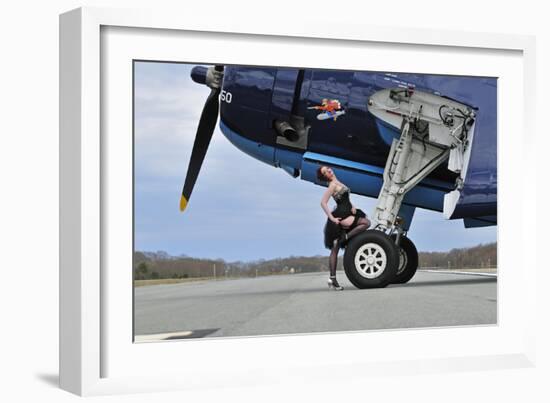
[391,235,418,284]
[343,230,399,289]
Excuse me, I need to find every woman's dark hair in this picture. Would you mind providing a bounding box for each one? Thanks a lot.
[316,166,329,182]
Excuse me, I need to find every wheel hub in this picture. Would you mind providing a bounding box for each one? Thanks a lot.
[397,248,408,275]
[354,243,388,279]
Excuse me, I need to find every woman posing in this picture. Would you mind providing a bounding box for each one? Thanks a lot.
[318,166,371,290]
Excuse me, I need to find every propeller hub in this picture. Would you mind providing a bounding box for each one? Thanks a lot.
[206,66,223,89]
[190,65,224,90]
[190,66,208,85]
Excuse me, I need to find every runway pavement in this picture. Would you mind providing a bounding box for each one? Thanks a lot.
[134,270,497,341]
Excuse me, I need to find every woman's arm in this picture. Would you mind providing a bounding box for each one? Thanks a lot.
[321,183,340,224]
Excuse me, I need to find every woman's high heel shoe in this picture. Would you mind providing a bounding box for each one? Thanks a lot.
[327,276,344,291]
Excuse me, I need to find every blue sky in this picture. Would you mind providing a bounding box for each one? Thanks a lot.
[134,62,497,261]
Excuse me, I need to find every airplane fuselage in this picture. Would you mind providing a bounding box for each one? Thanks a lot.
[215,66,497,227]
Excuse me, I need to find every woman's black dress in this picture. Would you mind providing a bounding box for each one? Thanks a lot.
[323,185,366,249]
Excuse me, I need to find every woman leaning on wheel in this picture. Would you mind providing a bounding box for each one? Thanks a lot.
[317,165,370,290]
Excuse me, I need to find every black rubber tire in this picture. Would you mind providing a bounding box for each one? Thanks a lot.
[391,235,419,284]
[343,230,399,289]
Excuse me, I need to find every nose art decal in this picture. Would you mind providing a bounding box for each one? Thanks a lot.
[308,98,346,121]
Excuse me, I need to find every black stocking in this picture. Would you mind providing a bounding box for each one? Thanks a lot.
[345,224,368,240]
[329,241,339,277]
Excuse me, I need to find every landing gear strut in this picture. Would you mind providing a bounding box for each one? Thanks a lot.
[342,87,476,289]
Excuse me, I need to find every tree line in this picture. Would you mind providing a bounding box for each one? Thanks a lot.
[134,242,496,280]
[133,252,334,280]
[418,242,496,269]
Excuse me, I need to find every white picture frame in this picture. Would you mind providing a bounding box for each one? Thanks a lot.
[60,6,537,396]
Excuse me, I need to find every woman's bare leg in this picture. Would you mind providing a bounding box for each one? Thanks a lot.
[339,216,355,228]
[342,217,371,241]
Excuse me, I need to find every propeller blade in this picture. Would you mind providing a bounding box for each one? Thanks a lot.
[179,83,221,212]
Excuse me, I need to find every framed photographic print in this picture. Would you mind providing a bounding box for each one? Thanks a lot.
[60,6,537,396]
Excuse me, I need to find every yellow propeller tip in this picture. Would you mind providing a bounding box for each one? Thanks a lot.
[179,196,188,212]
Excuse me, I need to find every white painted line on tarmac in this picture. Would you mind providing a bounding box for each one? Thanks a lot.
[418,270,497,278]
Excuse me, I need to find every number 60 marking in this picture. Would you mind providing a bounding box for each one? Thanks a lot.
[220,90,232,103]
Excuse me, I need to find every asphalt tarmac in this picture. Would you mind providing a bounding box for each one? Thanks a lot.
[134,270,497,341]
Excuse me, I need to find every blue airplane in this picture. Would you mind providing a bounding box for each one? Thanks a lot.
[180,65,497,289]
